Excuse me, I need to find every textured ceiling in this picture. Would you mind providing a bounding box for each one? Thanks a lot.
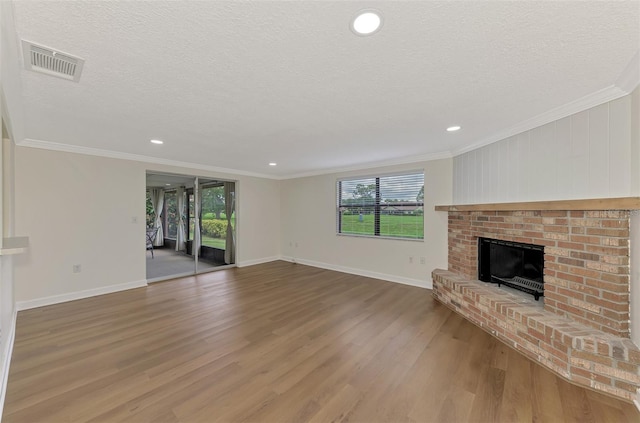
[7,1,640,178]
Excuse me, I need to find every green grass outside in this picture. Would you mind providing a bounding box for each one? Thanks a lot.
[340,214,423,239]
[188,216,235,250]
[201,235,226,250]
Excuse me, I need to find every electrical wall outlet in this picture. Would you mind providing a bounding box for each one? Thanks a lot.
[420,257,426,265]
[72,264,81,273]
[409,256,414,264]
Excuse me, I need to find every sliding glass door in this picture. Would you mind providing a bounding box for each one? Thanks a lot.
[196,180,236,267]
[145,172,237,281]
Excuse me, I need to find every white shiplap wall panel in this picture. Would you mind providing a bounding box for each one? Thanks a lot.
[492,143,506,199]
[555,117,573,198]
[588,103,610,195]
[478,147,487,201]
[464,150,473,203]
[463,153,471,203]
[496,139,508,201]
[482,144,500,201]
[473,149,482,203]
[516,132,530,201]
[453,92,636,203]
[506,136,519,202]
[526,127,541,200]
[464,151,472,203]
[457,155,464,203]
[528,124,552,200]
[570,109,590,199]
[453,156,461,203]
[466,153,472,201]
[631,89,640,195]
[458,154,464,203]
[461,155,465,204]
[609,95,631,197]
[540,122,558,200]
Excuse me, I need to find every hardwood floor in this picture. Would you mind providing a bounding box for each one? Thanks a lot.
[3,261,639,422]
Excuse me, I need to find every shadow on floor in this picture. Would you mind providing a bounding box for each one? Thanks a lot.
[146,247,220,279]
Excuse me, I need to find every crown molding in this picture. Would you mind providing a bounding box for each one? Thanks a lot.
[17,137,453,181]
[279,150,453,180]
[615,50,640,93]
[15,62,637,182]
[452,84,631,157]
[17,138,279,180]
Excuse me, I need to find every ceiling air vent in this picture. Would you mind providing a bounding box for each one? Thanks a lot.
[21,40,85,82]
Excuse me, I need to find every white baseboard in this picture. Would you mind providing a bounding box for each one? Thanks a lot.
[279,256,432,289]
[16,279,148,311]
[236,256,280,268]
[0,308,17,419]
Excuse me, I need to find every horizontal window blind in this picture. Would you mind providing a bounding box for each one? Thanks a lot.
[336,172,424,240]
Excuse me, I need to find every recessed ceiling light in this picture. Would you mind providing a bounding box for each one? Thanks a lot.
[150,139,164,144]
[446,126,461,132]
[165,183,171,186]
[269,162,277,166]
[351,10,383,36]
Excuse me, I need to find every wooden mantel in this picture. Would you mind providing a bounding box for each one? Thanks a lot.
[435,196,640,212]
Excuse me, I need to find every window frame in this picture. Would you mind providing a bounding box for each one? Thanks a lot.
[163,189,178,240]
[336,170,425,242]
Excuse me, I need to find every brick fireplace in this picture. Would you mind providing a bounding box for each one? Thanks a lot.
[432,201,640,404]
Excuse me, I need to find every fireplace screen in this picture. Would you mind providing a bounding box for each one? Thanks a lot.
[478,238,544,300]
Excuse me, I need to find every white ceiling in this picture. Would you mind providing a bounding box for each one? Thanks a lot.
[6,1,640,179]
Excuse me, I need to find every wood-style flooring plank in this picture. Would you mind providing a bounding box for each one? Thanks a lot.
[3,261,639,422]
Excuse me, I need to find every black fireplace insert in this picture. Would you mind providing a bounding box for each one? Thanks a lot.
[478,237,545,300]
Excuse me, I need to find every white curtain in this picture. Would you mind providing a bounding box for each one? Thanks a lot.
[224,182,236,264]
[150,188,164,247]
[194,183,201,259]
[176,186,186,252]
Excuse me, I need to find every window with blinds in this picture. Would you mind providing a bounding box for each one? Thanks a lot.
[336,171,425,240]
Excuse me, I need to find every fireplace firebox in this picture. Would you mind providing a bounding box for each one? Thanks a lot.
[478,238,544,300]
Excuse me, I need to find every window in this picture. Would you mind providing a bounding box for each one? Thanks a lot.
[164,191,178,239]
[145,191,155,228]
[337,171,424,240]
[187,189,195,241]
[200,184,227,250]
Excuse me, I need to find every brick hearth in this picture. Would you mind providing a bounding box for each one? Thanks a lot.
[447,210,630,336]
[432,207,640,403]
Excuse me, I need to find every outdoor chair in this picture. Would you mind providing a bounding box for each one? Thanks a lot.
[146,227,159,258]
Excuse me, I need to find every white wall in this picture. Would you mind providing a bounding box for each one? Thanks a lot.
[0,2,20,410]
[0,133,16,418]
[13,147,281,306]
[233,174,281,266]
[1,137,16,349]
[0,2,24,143]
[280,159,452,288]
[453,89,639,204]
[0,134,17,406]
